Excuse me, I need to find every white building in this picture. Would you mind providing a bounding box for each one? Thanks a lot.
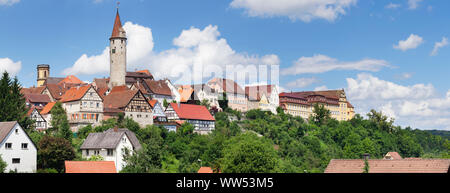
[0,121,37,173]
[80,128,142,172]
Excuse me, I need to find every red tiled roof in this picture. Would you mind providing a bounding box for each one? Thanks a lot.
[60,85,92,103]
[93,78,109,89]
[111,10,125,39]
[325,159,450,173]
[110,85,130,93]
[384,152,403,160]
[40,102,56,115]
[136,69,152,77]
[103,89,139,110]
[148,99,158,108]
[65,161,116,173]
[59,75,84,85]
[170,103,215,121]
[198,167,214,173]
[178,85,194,102]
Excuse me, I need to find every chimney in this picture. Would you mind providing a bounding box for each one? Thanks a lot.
[363,153,370,160]
[113,126,118,132]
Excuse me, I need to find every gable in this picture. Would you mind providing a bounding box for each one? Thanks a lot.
[0,123,37,150]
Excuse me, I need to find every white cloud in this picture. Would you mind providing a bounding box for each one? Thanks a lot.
[63,23,280,85]
[430,37,448,56]
[314,85,329,91]
[0,0,19,6]
[345,73,450,130]
[408,0,423,10]
[346,73,434,100]
[281,54,390,75]
[385,3,401,9]
[230,0,358,22]
[286,77,320,88]
[393,34,424,51]
[0,58,22,76]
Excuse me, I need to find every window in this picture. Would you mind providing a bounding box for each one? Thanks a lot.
[94,150,100,155]
[86,150,89,156]
[21,143,28,149]
[107,149,114,156]
[112,48,116,54]
[96,103,100,108]
[5,143,12,149]
[12,158,20,164]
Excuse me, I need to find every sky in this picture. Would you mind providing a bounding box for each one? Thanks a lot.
[0,0,449,130]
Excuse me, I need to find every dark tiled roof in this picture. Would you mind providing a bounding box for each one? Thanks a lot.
[24,94,51,104]
[144,80,172,96]
[21,86,45,95]
[44,77,65,85]
[80,128,142,151]
[0,121,17,144]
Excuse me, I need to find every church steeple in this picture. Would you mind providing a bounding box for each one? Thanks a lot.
[110,9,126,40]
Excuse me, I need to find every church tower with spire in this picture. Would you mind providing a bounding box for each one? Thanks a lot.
[109,8,127,89]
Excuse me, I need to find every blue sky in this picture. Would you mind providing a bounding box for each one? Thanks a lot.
[0,0,449,130]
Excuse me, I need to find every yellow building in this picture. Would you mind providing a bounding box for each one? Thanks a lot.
[279,89,355,121]
[37,64,50,87]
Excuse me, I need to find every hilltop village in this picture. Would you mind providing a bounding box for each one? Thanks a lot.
[1,10,447,174]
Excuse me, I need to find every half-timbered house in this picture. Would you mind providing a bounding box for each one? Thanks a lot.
[60,84,104,132]
[103,86,153,127]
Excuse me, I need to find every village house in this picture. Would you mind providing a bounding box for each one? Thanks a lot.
[245,85,279,114]
[279,89,355,121]
[26,106,47,131]
[179,84,221,111]
[139,79,176,105]
[60,84,104,132]
[207,78,248,112]
[65,161,117,173]
[165,103,215,134]
[23,93,51,110]
[40,102,56,129]
[0,121,37,173]
[324,152,450,173]
[103,86,153,127]
[80,128,142,172]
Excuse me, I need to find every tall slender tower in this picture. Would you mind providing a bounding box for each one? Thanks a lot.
[37,64,50,87]
[109,8,127,89]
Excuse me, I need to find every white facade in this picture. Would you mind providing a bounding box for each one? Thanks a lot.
[81,133,133,172]
[0,123,37,173]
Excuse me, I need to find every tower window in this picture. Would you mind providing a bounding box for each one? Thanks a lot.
[112,49,116,54]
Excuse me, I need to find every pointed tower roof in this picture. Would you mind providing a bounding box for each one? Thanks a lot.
[110,9,126,39]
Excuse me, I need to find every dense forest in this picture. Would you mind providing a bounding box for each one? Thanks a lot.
[0,71,449,173]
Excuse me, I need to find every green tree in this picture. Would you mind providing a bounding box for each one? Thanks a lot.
[218,92,228,111]
[221,133,279,173]
[50,102,72,141]
[310,103,331,126]
[163,98,169,108]
[121,139,162,173]
[37,136,76,173]
[0,72,33,131]
[367,109,395,133]
[0,154,7,173]
[200,99,211,109]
